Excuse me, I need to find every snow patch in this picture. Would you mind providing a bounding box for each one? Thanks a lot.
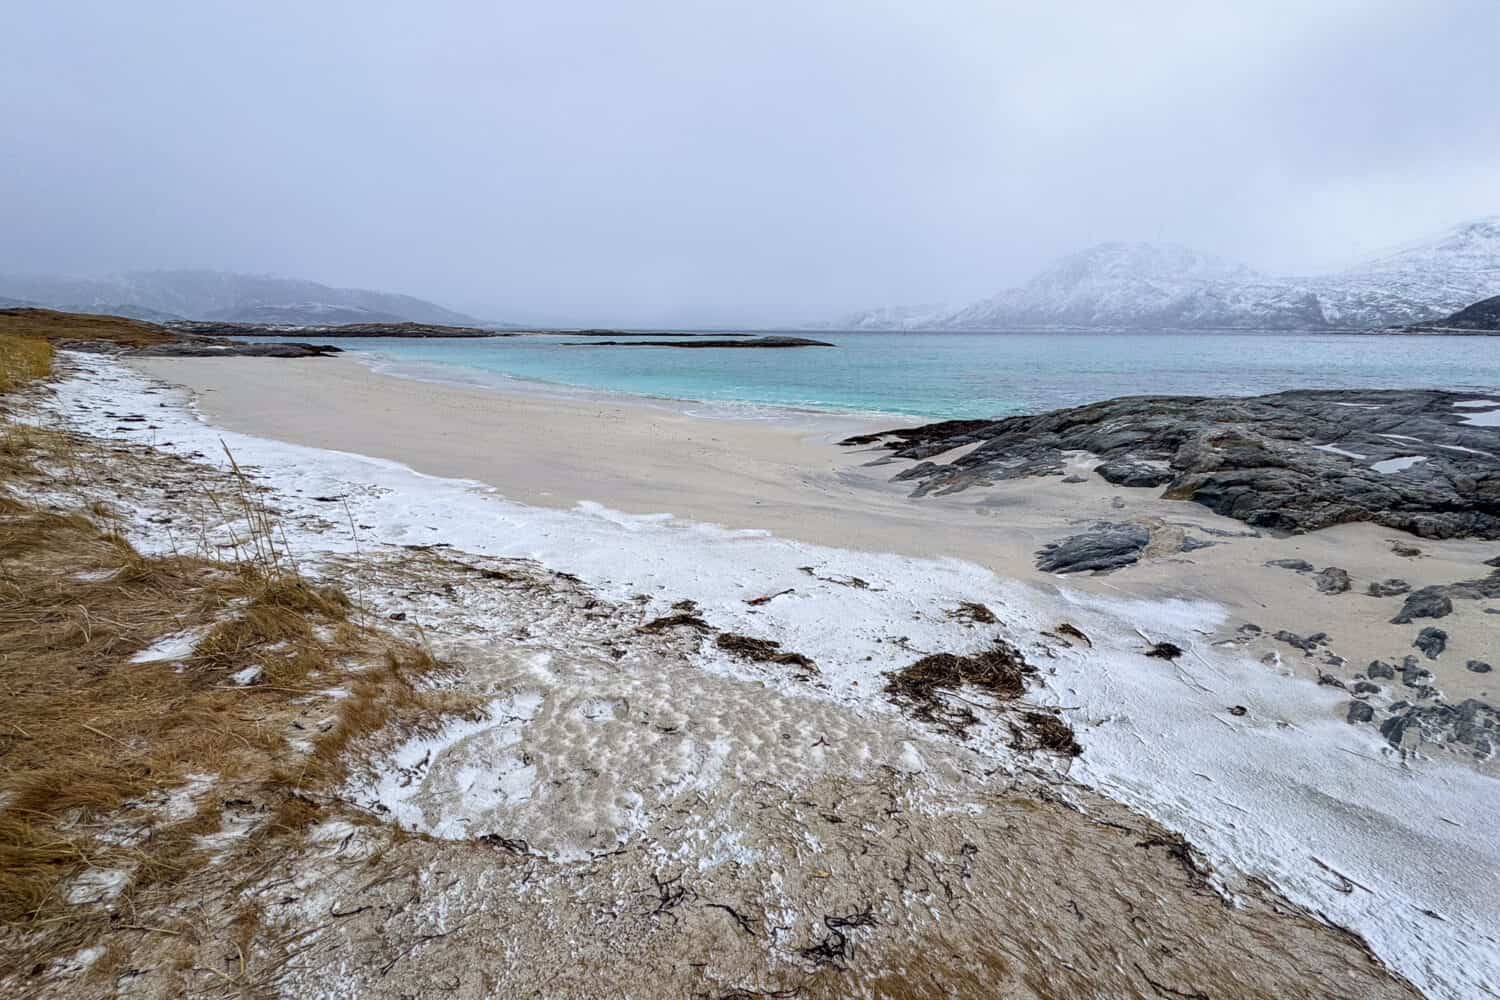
[1372,456,1427,474]
[129,628,203,664]
[1312,443,1368,460]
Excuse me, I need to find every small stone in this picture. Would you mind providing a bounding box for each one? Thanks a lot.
[1401,658,1435,687]
[1467,660,1493,674]
[1413,627,1448,660]
[1347,700,1375,724]
[1315,567,1351,594]
[1180,537,1216,552]
[1380,713,1412,746]
[1367,660,1395,679]
[1390,586,1453,624]
[1061,474,1087,484]
[1392,542,1422,558]
[1353,680,1382,695]
[1367,579,1411,598]
[1228,705,1248,717]
[1266,559,1314,573]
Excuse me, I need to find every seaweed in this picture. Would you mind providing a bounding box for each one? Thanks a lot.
[883,641,1035,737]
[716,632,817,673]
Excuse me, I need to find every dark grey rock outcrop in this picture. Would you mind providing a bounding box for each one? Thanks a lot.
[843,389,1500,539]
[1095,459,1174,487]
[1035,522,1150,574]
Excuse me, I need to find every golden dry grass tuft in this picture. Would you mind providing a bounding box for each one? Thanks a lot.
[0,334,53,395]
[0,409,471,974]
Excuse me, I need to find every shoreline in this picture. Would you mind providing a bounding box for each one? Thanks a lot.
[132,354,1500,700]
[43,350,1500,998]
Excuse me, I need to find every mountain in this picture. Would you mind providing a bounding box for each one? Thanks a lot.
[846,216,1500,331]
[0,270,482,327]
[1408,294,1500,332]
[839,302,954,331]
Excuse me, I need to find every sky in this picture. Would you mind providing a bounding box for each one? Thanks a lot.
[4,1,1499,326]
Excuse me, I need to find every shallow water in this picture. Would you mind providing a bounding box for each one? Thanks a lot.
[289,330,1500,419]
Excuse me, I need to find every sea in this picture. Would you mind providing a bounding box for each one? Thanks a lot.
[283,331,1500,421]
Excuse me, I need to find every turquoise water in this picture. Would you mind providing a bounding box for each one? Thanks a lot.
[297,331,1500,420]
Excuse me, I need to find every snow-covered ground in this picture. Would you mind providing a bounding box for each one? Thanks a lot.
[35,354,1500,999]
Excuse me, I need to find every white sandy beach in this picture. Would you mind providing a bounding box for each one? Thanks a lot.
[135,355,1500,700]
[32,351,1481,997]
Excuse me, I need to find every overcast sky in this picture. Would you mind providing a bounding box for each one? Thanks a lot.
[5,1,1499,325]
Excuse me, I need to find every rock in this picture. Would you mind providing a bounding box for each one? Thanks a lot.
[1314,567,1351,594]
[1273,630,1328,654]
[1390,586,1454,624]
[1487,554,1500,568]
[1347,700,1375,724]
[1392,542,1423,557]
[1401,657,1435,686]
[127,339,342,358]
[1061,474,1088,484]
[1380,698,1498,757]
[1180,536,1216,552]
[1379,713,1413,746]
[1367,660,1395,679]
[1228,705,1248,717]
[1095,459,1174,488]
[570,336,835,348]
[1353,680,1382,695]
[1467,660,1493,674]
[1367,578,1411,597]
[845,389,1500,539]
[1413,627,1448,660]
[1266,559,1314,572]
[1035,522,1150,574]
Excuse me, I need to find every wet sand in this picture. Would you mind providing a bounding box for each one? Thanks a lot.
[133,355,1499,705]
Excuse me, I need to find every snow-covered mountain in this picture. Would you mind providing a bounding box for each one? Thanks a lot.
[0,270,482,326]
[846,216,1500,331]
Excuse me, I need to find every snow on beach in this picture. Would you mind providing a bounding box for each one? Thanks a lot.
[36,353,1500,999]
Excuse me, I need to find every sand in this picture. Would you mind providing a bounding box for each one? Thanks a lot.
[133,355,1500,701]
[35,353,1500,998]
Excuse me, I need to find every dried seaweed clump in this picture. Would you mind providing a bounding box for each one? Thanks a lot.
[884,641,1035,737]
[716,632,817,674]
[1010,711,1082,757]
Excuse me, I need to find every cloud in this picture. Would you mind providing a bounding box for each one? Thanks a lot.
[4,1,1497,324]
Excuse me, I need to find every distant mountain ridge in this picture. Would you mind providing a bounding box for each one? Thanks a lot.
[0,270,483,327]
[847,216,1500,331]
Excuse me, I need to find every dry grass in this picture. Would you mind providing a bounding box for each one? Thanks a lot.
[0,334,53,395]
[0,405,472,976]
[0,307,173,347]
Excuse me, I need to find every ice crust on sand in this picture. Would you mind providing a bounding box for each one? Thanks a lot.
[38,354,1500,1000]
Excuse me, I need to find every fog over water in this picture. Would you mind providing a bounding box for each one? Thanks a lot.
[5,2,1499,326]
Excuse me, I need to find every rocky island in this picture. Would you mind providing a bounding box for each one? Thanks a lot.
[567,335,836,348]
